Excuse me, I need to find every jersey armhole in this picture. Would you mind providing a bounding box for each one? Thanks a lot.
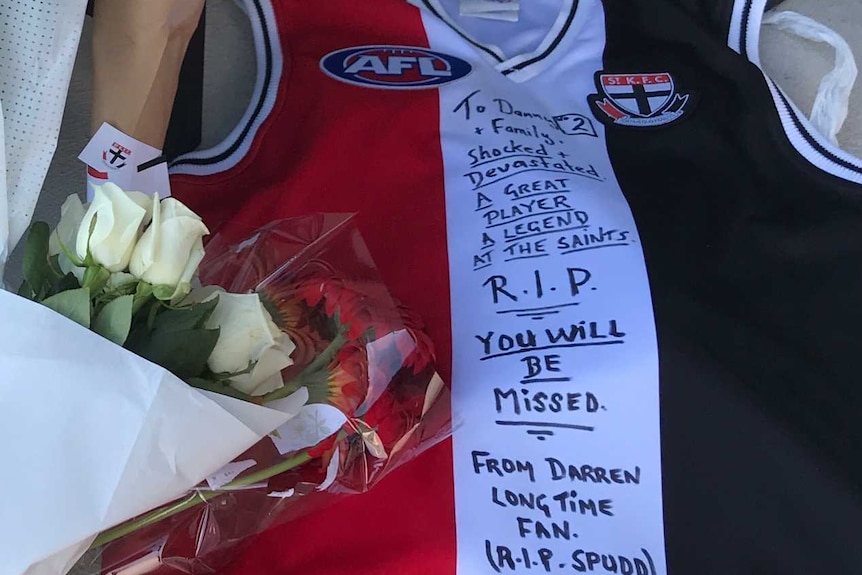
[169,0,285,178]
[728,0,862,185]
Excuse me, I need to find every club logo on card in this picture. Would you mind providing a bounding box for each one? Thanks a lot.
[102,141,131,170]
[320,45,472,89]
[588,72,693,128]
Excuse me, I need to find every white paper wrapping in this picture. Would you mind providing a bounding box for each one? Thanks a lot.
[0,290,295,575]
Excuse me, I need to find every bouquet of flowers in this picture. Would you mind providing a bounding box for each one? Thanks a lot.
[1,185,450,575]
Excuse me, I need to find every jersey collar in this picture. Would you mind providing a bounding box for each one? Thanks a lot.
[418,0,581,82]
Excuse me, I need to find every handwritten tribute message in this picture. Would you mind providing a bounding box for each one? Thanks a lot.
[444,87,666,575]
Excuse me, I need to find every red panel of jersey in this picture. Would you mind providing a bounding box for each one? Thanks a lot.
[172,3,458,572]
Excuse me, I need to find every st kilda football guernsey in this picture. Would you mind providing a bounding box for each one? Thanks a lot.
[169,1,862,573]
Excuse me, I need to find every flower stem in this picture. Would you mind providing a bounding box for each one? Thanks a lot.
[302,331,348,375]
[91,451,312,549]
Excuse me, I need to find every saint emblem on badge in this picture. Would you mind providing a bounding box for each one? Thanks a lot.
[588,72,691,128]
[102,141,131,170]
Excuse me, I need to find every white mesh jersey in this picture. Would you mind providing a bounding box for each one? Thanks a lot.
[0,0,87,276]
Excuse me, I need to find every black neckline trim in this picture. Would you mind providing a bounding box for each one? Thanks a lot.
[502,1,578,76]
[423,0,578,77]
[420,0,504,63]
[170,0,273,168]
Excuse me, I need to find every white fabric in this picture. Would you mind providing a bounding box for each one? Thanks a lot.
[763,10,858,145]
[445,0,559,57]
[418,0,668,573]
[0,0,88,281]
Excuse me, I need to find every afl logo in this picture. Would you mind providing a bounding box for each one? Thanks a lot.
[320,45,472,89]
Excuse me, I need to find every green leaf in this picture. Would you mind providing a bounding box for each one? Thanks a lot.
[132,282,154,314]
[53,272,81,294]
[22,222,52,301]
[42,287,91,328]
[152,296,219,333]
[46,252,81,298]
[47,254,63,279]
[146,299,161,330]
[17,280,34,300]
[92,295,134,345]
[123,318,151,353]
[170,285,192,306]
[211,360,257,382]
[56,235,83,267]
[103,273,139,296]
[82,266,111,294]
[128,327,220,379]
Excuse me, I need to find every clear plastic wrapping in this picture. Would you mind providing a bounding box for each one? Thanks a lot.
[75,213,451,575]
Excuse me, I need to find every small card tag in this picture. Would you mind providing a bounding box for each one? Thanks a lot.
[461,0,519,21]
[79,123,171,200]
[461,0,519,13]
[469,10,519,22]
[205,459,257,490]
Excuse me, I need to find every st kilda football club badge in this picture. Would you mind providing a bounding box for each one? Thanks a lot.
[102,141,131,170]
[588,72,693,128]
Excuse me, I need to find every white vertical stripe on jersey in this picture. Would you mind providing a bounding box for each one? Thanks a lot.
[420,1,669,573]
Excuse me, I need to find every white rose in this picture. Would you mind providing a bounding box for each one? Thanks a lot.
[48,194,87,280]
[75,183,152,272]
[129,195,209,298]
[197,289,297,397]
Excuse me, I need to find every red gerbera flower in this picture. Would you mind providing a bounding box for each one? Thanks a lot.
[391,301,436,374]
[296,344,369,417]
[293,278,330,308]
[256,289,326,368]
[324,345,369,415]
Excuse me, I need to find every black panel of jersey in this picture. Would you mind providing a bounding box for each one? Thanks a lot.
[599,1,862,573]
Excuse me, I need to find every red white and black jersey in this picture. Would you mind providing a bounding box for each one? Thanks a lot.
[169,1,862,574]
